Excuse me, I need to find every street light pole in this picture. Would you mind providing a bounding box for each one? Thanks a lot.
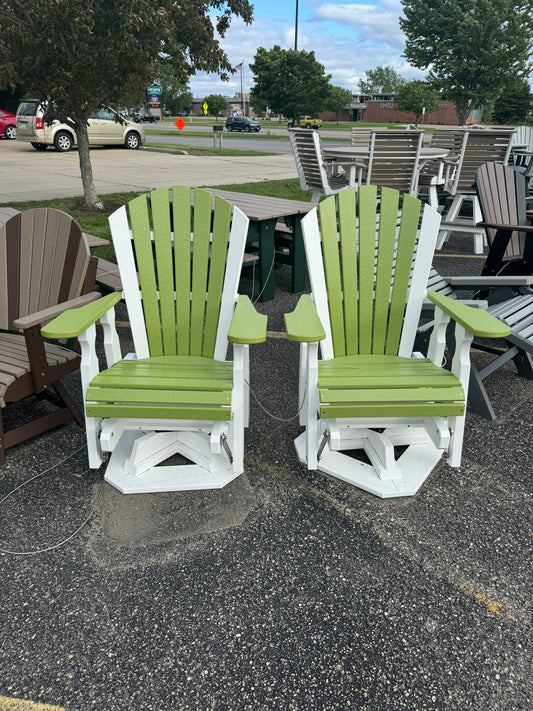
[295,0,299,50]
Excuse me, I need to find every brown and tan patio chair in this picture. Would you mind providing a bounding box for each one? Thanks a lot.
[0,208,100,464]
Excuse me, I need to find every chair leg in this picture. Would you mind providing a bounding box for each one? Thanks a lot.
[51,381,84,427]
[437,194,463,249]
[0,410,5,466]
[467,363,497,420]
[512,349,533,379]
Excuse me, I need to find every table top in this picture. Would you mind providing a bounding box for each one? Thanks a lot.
[205,189,314,221]
[323,146,449,160]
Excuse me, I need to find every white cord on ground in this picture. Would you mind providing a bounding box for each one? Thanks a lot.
[246,379,305,422]
[0,445,104,556]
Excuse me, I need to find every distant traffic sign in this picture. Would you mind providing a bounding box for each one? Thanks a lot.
[175,117,186,131]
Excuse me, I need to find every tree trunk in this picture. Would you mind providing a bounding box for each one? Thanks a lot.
[75,120,104,210]
[455,102,472,127]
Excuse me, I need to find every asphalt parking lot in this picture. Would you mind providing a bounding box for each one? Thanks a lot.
[0,140,531,711]
[0,139,297,202]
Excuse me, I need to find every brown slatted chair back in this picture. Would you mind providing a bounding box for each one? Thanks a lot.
[0,208,92,464]
[0,208,90,331]
[475,162,530,267]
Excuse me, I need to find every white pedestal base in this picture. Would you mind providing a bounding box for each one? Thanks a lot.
[104,430,239,494]
[295,431,443,498]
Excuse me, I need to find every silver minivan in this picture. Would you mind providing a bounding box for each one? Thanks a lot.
[16,101,145,151]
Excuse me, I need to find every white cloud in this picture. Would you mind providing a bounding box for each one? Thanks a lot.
[188,0,424,97]
[314,3,405,47]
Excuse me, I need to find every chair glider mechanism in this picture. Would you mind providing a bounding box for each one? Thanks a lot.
[42,187,267,494]
[284,186,511,498]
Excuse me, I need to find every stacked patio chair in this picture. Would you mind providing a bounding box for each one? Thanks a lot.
[289,128,364,203]
[437,128,516,253]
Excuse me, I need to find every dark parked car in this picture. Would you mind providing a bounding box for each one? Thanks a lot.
[225,116,261,133]
[134,111,160,123]
[0,109,16,139]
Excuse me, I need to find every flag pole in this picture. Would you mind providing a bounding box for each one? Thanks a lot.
[240,62,244,116]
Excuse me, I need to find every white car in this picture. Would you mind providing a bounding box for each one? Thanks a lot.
[16,101,145,151]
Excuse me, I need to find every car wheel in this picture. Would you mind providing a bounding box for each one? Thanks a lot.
[306,123,312,129]
[4,125,16,139]
[125,131,140,149]
[54,131,74,152]
[31,142,48,151]
[228,126,233,132]
[245,125,251,132]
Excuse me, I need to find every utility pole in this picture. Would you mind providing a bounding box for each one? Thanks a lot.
[295,0,299,51]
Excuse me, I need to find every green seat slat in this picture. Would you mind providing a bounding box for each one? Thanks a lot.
[87,388,231,405]
[86,403,232,420]
[320,373,462,389]
[320,387,464,403]
[320,402,465,418]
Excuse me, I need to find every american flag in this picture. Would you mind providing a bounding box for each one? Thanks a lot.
[235,62,243,70]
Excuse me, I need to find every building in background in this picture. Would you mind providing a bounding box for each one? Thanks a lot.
[319,94,474,125]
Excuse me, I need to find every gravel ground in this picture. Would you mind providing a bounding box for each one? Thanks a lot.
[0,230,531,711]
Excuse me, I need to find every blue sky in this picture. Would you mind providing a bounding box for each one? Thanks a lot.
[189,0,425,99]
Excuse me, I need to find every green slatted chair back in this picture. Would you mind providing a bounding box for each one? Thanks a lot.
[307,185,439,361]
[110,187,247,362]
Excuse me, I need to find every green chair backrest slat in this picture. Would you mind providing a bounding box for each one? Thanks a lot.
[356,186,378,354]
[172,186,193,355]
[203,196,232,356]
[129,193,163,356]
[151,187,177,354]
[317,186,422,357]
[190,189,213,356]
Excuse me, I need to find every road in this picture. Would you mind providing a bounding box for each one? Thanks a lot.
[145,125,351,154]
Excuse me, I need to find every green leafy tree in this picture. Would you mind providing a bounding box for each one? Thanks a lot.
[400,0,533,125]
[155,64,193,116]
[492,79,532,124]
[204,94,228,117]
[165,89,194,117]
[250,46,331,125]
[395,80,441,125]
[327,86,353,124]
[0,84,24,113]
[0,0,252,208]
[358,66,406,94]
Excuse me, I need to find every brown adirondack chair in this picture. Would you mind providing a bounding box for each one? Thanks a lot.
[0,208,100,464]
[419,162,533,419]
[475,161,533,279]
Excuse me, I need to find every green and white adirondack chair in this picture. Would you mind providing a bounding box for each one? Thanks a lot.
[284,186,511,498]
[42,187,267,494]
